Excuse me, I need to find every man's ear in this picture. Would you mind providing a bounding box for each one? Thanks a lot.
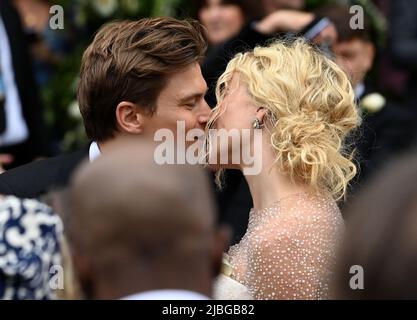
[211,224,231,277]
[115,101,145,135]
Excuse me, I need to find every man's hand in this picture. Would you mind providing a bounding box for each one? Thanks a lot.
[311,23,338,46]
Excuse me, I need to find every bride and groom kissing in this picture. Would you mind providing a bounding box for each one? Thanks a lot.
[0,17,360,299]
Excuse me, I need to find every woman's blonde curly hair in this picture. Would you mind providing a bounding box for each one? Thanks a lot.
[210,38,361,201]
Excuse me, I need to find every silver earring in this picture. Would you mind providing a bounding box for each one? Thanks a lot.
[252,118,262,129]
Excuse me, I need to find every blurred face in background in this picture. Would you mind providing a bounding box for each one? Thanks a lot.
[199,0,245,45]
[261,0,305,14]
[333,38,375,88]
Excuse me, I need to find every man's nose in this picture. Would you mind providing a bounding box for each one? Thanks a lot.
[198,100,212,126]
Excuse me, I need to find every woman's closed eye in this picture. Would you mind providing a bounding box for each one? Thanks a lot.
[185,101,197,109]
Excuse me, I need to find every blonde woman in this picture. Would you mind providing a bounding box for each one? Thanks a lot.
[209,39,360,300]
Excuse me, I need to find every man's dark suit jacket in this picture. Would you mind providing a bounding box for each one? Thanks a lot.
[352,83,414,182]
[0,146,89,199]
[341,84,414,213]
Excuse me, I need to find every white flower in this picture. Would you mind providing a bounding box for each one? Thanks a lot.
[68,101,82,120]
[91,0,118,17]
[360,93,386,113]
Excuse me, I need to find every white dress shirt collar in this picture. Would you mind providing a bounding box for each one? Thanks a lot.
[89,141,101,162]
[121,289,210,300]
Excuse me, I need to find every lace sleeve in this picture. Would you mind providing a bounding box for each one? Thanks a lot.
[245,205,342,300]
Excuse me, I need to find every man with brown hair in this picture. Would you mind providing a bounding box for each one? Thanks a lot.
[0,17,211,198]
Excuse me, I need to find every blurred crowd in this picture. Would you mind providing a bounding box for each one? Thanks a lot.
[1,0,417,300]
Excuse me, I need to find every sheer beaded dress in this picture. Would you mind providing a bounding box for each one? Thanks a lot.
[227,192,344,300]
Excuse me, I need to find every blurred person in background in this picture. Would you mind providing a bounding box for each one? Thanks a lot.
[12,0,74,156]
[261,0,305,15]
[0,196,67,300]
[202,0,337,106]
[12,0,68,87]
[196,0,248,50]
[334,152,417,299]
[66,139,229,300]
[315,4,414,195]
[0,17,211,199]
[0,0,49,171]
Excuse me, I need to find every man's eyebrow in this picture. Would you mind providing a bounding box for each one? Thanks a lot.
[178,88,209,103]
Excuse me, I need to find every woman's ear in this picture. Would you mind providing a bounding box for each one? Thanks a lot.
[115,101,145,135]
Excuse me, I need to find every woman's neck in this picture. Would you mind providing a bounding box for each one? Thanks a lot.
[243,139,312,211]
[244,165,310,211]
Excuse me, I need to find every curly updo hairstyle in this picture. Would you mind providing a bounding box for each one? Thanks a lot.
[213,38,360,200]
